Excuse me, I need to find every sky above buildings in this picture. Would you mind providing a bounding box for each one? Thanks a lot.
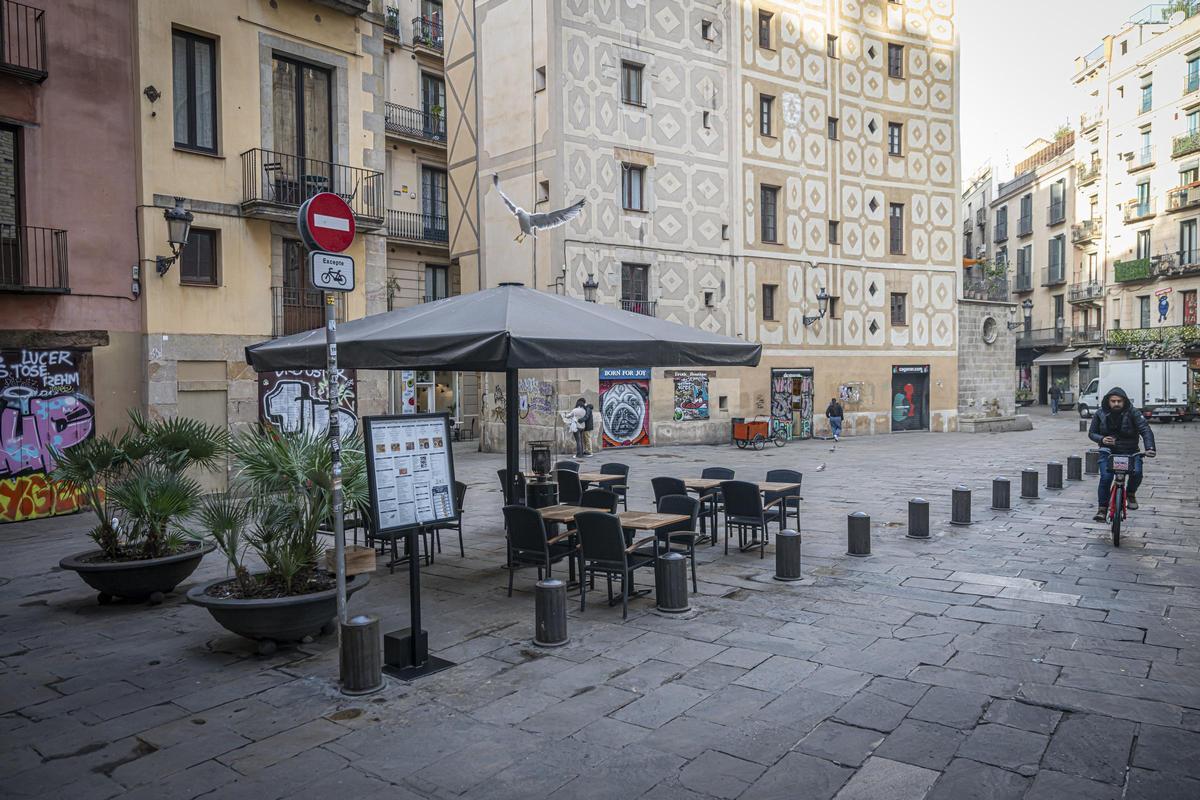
[960,0,1145,182]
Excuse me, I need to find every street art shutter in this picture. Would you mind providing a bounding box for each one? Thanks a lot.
[600,368,651,448]
[258,369,358,438]
[673,372,709,421]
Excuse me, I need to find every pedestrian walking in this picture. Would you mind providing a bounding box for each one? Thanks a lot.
[1049,383,1063,416]
[826,398,844,442]
[582,399,595,455]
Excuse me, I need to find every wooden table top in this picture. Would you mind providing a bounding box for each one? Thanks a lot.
[538,506,688,529]
[577,472,623,484]
[683,479,801,493]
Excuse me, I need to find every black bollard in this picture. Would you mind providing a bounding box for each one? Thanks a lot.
[534,579,569,647]
[774,529,804,581]
[991,478,1011,510]
[1079,419,1088,432]
[1047,461,1064,489]
[906,498,930,540]
[656,553,691,612]
[1085,449,1100,475]
[340,614,384,696]
[847,512,871,557]
[1067,455,1083,481]
[1021,469,1039,499]
[951,485,972,526]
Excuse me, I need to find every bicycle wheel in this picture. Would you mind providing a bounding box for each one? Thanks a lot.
[752,434,766,451]
[736,439,747,449]
[1110,484,1123,547]
[773,432,786,448]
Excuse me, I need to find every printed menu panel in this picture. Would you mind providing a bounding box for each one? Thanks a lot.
[363,413,457,534]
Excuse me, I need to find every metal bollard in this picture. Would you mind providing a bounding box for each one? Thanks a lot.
[1021,469,1039,499]
[847,512,871,557]
[774,529,803,581]
[991,478,1011,510]
[1079,419,1088,433]
[1047,461,1064,490]
[1067,455,1083,481]
[1085,449,1100,475]
[534,579,569,646]
[951,485,972,526]
[655,553,691,612]
[340,614,384,696]
[906,498,929,540]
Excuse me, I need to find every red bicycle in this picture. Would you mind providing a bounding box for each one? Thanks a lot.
[1103,450,1152,547]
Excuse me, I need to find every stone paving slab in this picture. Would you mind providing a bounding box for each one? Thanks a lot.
[1,409,1198,798]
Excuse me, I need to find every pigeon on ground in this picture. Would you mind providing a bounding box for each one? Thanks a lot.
[815,463,826,472]
[493,174,586,243]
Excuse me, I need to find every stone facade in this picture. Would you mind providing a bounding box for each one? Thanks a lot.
[957,298,1018,419]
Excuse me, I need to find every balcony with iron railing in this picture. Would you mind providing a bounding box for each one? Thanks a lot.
[240,148,385,227]
[1166,182,1200,212]
[1046,202,1065,226]
[412,16,443,53]
[976,207,986,228]
[1014,269,1033,293]
[1042,264,1067,287]
[963,275,1009,302]
[271,286,345,338]
[386,210,449,245]
[383,5,400,38]
[1016,213,1033,237]
[996,170,1035,201]
[1080,108,1103,133]
[1122,198,1156,222]
[0,225,68,293]
[0,0,47,82]
[1114,257,1152,282]
[1068,281,1105,304]
[1172,130,1200,159]
[620,298,656,316]
[1076,159,1101,186]
[384,102,446,146]
[1188,70,1200,96]
[1071,218,1101,244]
[1150,250,1200,277]
[994,221,1008,243]
[1070,327,1105,346]
[1016,326,1072,349]
[1127,145,1155,173]
[962,219,970,235]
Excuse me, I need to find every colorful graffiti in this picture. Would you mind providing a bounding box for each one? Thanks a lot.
[518,377,555,424]
[771,369,813,440]
[673,372,709,421]
[0,349,95,523]
[258,369,358,439]
[600,368,651,448]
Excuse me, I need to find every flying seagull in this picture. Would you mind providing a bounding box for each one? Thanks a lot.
[493,174,586,243]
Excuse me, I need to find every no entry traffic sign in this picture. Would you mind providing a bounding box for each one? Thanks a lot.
[298,192,356,253]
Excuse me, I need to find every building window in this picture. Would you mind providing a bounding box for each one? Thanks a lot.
[537,180,549,203]
[1048,235,1065,281]
[827,116,839,140]
[1189,110,1200,135]
[890,292,907,326]
[760,94,774,136]
[997,245,1007,265]
[702,110,711,129]
[1140,81,1152,114]
[621,61,643,106]
[827,295,840,319]
[534,66,547,92]
[1049,180,1065,224]
[701,19,714,41]
[1190,56,1200,93]
[762,284,777,321]
[273,55,332,164]
[621,262,650,313]
[1181,219,1197,264]
[827,34,838,58]
[887,43,904,78]
[889,202,904,254]
[828,220,840,244]
[180,228,218,285]
[1019,193,1032,234]
[887,122,903,155]
[1137,180,1151,216]
[758,11,772,49]
[760,184,779,243]
[1183,289,1197,324]
[1120,40,1128,55]
[1136,228,1151,260]
[621,163,646,211]
[172,30,218,153]
[424,265,448,302]
[1138,295,1151,328]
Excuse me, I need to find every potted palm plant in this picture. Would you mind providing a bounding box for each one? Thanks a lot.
[55,413,226,604]
[187,430,371,655]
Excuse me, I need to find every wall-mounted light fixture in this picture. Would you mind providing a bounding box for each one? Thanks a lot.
[802,287,829,326]
[1007,298,1033,330]
[583,273,599,303]
[155,198,194,276]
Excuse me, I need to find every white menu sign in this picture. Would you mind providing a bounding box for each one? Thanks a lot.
[363,413,457,533]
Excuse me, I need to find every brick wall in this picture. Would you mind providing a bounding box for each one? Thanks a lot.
[958,299,1017,417]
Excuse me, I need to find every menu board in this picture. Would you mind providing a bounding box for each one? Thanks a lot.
[363,413,457,534]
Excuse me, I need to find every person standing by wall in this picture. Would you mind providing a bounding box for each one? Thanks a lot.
[564,398,587,458]
[826,397,845,442]
[582,398,595,455]
[1049,382,1063,416]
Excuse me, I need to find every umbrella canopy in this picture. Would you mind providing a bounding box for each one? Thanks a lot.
[245,283,761,372]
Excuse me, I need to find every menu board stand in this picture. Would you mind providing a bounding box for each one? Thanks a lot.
[363,413,458,680]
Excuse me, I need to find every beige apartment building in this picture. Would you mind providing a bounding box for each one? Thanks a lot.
[445,0,963,452]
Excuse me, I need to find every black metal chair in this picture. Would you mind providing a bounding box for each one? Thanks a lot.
[497,468,527,505]
[575,510,656,619]
[599,462,630,510]
[364,514,434,574]
[502,504,575,597]
[651,494,701,592]
[764,469,803,530]
[556,468,583,505]
[581,488,619,512]
[700,467,734,544]
[429,481,468,557]
[651,476,687,505]
[555,460,580,473]
[720,480,782,559]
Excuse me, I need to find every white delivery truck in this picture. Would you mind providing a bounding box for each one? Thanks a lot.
[1080,359,1193,423]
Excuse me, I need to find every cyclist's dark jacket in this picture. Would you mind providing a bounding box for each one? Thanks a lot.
[1087,386,1155,455]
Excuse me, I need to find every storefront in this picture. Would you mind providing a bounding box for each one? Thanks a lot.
[770,368,814,440]
[891,365,930,432]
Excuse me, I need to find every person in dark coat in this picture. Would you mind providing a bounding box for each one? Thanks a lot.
[826,398,844,441]
[1087,386,1156,521]
[582,400,595,455]
[1048,383,1063,415]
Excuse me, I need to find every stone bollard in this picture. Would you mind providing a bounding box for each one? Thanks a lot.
[1085,449,1100,475]
[534,579,569,647]
[906,498,930,540]
[340,614,384,696]
[1079,419,1088,433]
[655,553,691,612]
[1047,462,1064,489]
[951,485,972,526]
[774,529,804,581]
[847,512,871,557]
[1021,469,1039,499]
[1067,455,1083,481]
[991,478,1011,510]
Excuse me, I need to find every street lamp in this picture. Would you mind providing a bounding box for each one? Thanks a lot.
[582,273,599,303]
[1007,298,1032,330]
[155,198,194,276]
[802,287,829,326]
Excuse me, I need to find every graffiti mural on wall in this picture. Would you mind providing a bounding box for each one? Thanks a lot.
[0,349,95,523]
[258,369,358,439]
[518,377,555,424]
[673,372,709,421]
[600,368,651,448]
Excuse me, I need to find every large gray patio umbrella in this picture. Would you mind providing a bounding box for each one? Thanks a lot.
[245,283,762,503]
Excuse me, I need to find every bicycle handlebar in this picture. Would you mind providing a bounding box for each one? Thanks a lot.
[1098,449,1155,458]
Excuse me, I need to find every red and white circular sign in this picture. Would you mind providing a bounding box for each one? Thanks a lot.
[297,192,356,253]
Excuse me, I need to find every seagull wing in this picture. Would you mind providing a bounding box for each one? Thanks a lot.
[492,174,523,216]
[528,198,586,230]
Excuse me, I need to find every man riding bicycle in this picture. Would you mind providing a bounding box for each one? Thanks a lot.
[1086,386,1156,522]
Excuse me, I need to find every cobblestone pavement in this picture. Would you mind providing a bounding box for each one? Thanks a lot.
[2,408,1199,799]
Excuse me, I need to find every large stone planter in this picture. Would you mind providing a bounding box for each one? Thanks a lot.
[60,542,215,604]
[187,572,370,654]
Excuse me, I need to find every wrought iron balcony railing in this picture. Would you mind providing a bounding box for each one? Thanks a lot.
[1070,327,1105,346]
[412,16,443,52]
[1122,198,1156,222]
[1173,130,1200,159]
[1107,324,1200,350]
[385,102,446,144]
[1017,214,1033,237]
[271,286,344,338]
[240,148,385,226]
[1043,266,1067,287]
[621,298,656,316]
[0,0,47,82]
[386,210,449,244]
[996,170,1035,201]
[1114,257,1152,282]
[1150,250,1200,277]
[1166,183,1200,212]
[976,207,986,227]
[1076,159,1101,185]
[1046,202,1065,226]
[1071,218,1101,244]
[1014,270,1033,292]
[962,219,970,235]
[993,221,1008,243]
[1080,109,1102,133]
[963,275,1009,302]
[1068,282,1104,303]
[384,6,400,38]
[1016,326,1071,348]
[0,225,68,292]
[1127,145,1155,172]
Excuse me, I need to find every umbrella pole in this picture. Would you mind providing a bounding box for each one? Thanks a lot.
[506,368,520,505]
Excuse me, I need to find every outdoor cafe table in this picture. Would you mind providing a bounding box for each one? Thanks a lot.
[681,479,802,541]
[576,472,624,487]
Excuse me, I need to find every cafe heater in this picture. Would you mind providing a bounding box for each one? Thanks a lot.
[528,441,553,478]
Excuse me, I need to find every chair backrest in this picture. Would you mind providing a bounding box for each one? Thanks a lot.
[502,505,548,554]
[497,469,526,502]
[581,488,619,512]
[765,469,802,488]
[557,469,583,504]
[600,462,629,478]
[656,494,699,536]
[652,476,687,503]
[454,480,468,513]
[702,466,735,480]
[576,511,627,565]
[721,480,763,516]
[555,460,580,473]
